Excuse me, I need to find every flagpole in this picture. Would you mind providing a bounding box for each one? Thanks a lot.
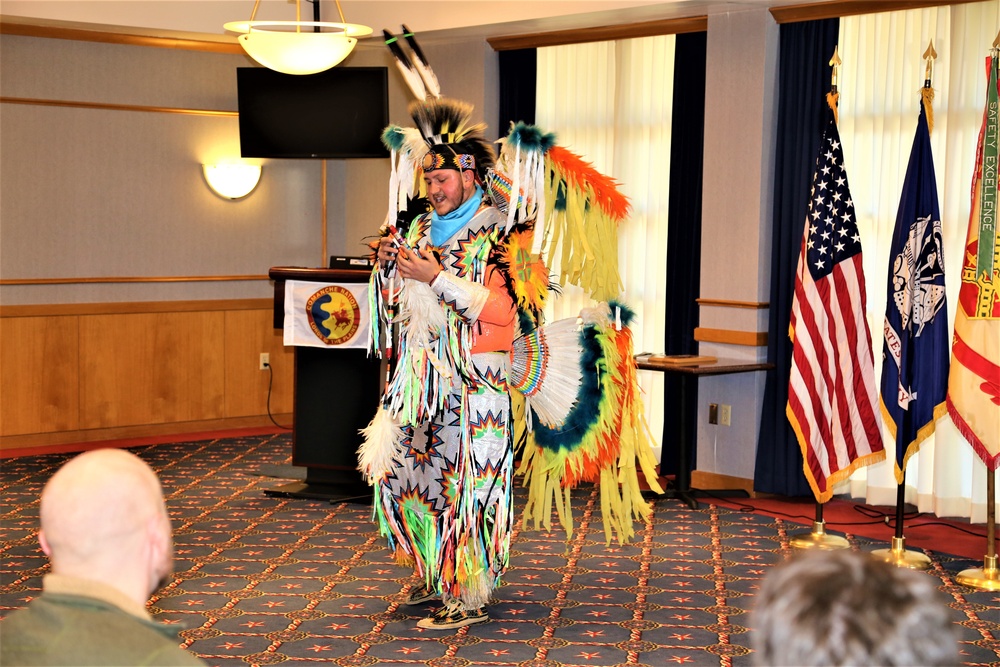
[957,468,999,590]
[871,470,931,569]
[954,34,1000,591]
[789,500,849,550]
[788,46,850,553]
[871,42,941,571]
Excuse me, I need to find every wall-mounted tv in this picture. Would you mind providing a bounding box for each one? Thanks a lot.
[237,67,389,159]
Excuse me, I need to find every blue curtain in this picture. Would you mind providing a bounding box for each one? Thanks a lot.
[661,31,707,476]
[753,18,840,495]
[498,49,536,135]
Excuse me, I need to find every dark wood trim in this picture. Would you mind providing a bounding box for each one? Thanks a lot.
[696,298,769,310]
[771,0,983,24]
[693,327,768,347]
[488,16,707,51]
[690,470,757,497]
[0,299,274,318]
[0,19,244,54]
[0,420,290,456]
[0,274,266,286]
[0,96,237,117]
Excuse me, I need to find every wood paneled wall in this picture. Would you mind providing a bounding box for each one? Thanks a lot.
[0,299,293,451]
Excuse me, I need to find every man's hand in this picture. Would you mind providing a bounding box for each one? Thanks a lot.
[397,245,442,284]
[377,236,398,268]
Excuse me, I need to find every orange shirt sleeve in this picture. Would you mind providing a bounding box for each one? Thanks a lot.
[471,265,516,354]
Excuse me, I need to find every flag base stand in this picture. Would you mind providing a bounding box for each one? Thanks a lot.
[789,520,849,550]
[871,536,931,570]
[956,555,1000,591]
[872,481,930,569]
[955,462,998,590]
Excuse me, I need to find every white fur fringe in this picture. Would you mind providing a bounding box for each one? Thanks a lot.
[358,407,406,484]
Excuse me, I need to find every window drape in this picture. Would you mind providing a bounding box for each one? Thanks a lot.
[835,1,1000,522]
[662,32,707,476]
[498,48,536,135]
[754,17,842,498]
[536,36,676,457]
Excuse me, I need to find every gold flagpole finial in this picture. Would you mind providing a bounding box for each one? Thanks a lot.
[827,46,842,125]
[921,40,936,135]
[992,29,999,49]
[923,40,937,87]
[829,46,842,93]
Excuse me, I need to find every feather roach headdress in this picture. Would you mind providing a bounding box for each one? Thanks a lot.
[409,98,495,184]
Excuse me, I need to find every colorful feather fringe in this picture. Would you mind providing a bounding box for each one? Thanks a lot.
[496,227,549,332]
[508,317,583,429]
[370,385,513,609]
[544,146,629,303]
[365,222,480,428]
[490,123,557,231]
[516,301,663,545]
[545,146,630,221]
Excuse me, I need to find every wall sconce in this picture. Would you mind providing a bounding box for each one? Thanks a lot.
[202,162,262,200]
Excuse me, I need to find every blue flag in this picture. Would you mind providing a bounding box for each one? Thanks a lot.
[880,94,950,483]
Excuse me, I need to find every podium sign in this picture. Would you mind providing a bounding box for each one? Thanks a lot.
[268,267,382,502]
[283,280,370,349]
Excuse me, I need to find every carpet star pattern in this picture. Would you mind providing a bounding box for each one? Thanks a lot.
[1,434,997,667]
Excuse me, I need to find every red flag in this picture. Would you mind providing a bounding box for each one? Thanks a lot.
[787,103,886,503]
[947,53,1000,470]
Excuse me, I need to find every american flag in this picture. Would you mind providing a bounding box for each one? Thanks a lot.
[786,104,885,503]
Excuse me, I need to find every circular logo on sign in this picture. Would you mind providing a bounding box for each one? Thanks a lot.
[306,285,360,345]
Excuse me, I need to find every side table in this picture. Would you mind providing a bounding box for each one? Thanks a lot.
[636,356,774,509]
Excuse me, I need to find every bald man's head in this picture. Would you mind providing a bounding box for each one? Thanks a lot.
[39,448,173,601]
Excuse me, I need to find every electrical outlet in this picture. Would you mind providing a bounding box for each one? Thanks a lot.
[720,404,732,426]
[259,352,270,370]
[708,403,718,424]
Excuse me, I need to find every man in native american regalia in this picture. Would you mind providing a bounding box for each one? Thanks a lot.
[364,99,515,630]
[358,29,663,632]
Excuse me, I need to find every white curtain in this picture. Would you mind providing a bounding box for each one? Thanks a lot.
[836,1,1000,522]
[536,36,676,458]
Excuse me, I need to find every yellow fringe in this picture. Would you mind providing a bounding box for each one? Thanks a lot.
[787,402,886,503]
[880,396,949,485]
[544,168,623,302]
[921,86,934,135]
[827,91,839,126]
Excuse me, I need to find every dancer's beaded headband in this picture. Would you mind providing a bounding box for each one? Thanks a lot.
[422,147,476,173]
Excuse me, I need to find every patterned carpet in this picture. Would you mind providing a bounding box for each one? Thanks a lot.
[2,433,998,667]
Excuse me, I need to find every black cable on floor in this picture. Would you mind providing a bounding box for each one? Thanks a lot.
[263,363,293,430]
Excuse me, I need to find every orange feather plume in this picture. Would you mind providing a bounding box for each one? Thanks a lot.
[546,145,631,222]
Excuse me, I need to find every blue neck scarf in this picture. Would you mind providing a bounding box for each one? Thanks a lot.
[431,185,482,246]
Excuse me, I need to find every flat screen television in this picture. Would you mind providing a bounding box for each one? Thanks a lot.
[237,67,389,159]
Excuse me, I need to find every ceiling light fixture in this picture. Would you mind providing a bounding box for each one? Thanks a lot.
[224,0,372,76]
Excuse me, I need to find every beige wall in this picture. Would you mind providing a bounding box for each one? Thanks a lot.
[0,34,328,445]
[696,7,779,481]
[0,31,497,448]
[0,34,498,306]
[1,35,316,304]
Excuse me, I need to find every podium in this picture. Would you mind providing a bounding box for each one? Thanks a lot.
[268,267,383,502]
